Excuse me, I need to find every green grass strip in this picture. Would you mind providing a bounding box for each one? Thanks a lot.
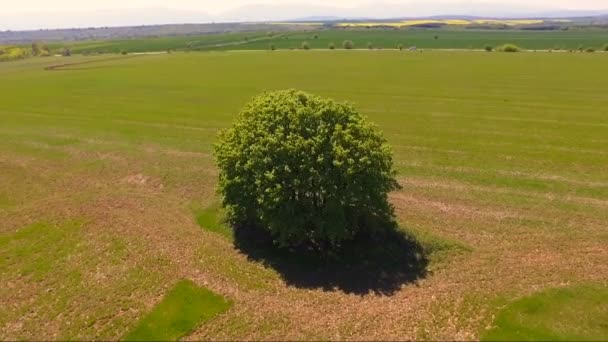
[482,284,608,341]
[194,203,233,241]
[124,280,232,341]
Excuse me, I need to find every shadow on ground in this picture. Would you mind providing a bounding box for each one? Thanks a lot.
[233,223,428,296]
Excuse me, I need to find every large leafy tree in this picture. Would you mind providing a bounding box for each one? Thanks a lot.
[214,90,400,250]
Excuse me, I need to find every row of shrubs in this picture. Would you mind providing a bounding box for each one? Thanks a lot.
[485,43,608,53]
[270,41,608,52]
[485,44,521,52]
[269,40,422,51]
[269,40,354,51]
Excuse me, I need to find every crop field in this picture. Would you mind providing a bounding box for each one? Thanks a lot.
[233,30,608,50]
[1,51,607,340]
[44,29,608,54]
[46,31,276,54]
[336,19,548,27]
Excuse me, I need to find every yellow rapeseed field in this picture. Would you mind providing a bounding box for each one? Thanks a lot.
[336,19,552,27]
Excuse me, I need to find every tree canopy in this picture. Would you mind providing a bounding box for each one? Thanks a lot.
[214,90,400,250]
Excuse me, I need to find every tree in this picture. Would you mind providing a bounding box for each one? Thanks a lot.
[434,35,439,40]
[343,40,354,49]
[313,34,319,39]
[585,47,595,53]
[214,90,401,250]
[329,42,336,50]
[398,44,404,51]
[301,41,310,50]
[35,43,50,57]
[603,44,608,51]
[61,47,72,56]
[367,42,373,50]
[31,42,43,56]
[484,45,493,52]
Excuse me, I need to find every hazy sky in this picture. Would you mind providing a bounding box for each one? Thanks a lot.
[4,0,607,14]
[2,0,607,30]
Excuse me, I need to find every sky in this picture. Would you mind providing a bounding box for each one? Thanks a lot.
[4,0,608,14]
[1,0,607,30]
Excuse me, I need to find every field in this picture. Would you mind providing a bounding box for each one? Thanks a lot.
[46,31,275,54]
[1,50,608,340]
[44,29,608,54]
[234,29,608,50]
[336,19,547,27]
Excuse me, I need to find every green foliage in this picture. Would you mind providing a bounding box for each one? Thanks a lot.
[61,47,72,57]
[367,42,374,49]
[398,43,404,50]
[124,280,232,341]
[585,47,595,53]
[269,43,276,51]
[343,40,354,49]
[329,42,335,50]
[496,43,521,52]
[604,44,608,51]
[301,41,310,50]
[482,285,608,341]
[31,42,50,57]
[121,50,128,55]
[0,46,31,62]
[214,90,400,249]
[31,42,42,56]
[485,45,493,52]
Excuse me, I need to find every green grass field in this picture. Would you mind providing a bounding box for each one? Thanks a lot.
[44,29,608,54]
[222,29,608,51]
[1,50,607,340]
[47,31,276,54]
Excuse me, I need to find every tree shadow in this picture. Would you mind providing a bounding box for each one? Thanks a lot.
[232,221,428,296]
